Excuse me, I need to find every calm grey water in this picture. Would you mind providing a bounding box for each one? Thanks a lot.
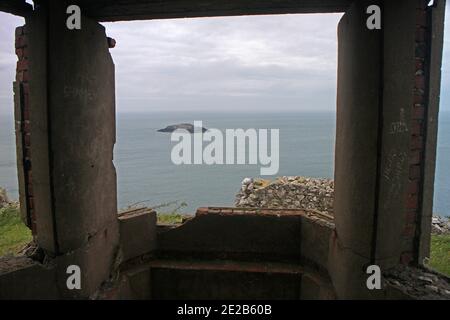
[0,111,448,215]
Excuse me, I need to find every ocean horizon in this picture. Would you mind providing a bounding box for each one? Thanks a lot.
[0,110,449,216]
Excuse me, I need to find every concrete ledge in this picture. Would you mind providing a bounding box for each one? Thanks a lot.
[157,207,334,270]
[118,207,157,261]
[116,258,335,299]
[0,256,58,299]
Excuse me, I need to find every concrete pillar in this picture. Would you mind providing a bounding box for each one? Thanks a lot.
[417,0,446,265]
[330,0,383,299]
[26,0,119,297]
[330,0,446,299]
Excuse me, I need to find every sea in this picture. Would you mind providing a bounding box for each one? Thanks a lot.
[0,111,448,216]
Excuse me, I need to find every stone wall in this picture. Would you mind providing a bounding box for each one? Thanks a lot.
[14,25,35,233]
[235,177,334,214]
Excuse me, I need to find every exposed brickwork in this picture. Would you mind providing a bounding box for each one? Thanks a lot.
[15,25,36,235]
[401,0,431,265]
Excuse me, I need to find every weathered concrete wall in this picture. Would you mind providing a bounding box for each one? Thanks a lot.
[118,207,336,300]
[331,0,447,299]
[331,0,382,299]
[0,256,58,299]
[2,0,446,300]
[118,208,157,261]
[157,207,334,268]
[374,0,421,268]
[24,1,120,297]
[418,0,446,264]
[151,268,303,299]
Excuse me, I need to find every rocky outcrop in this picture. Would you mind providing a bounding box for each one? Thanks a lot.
[235,178,449,233]
[431,216,450,235]
[157,123,207,133]
[235,176,334,214]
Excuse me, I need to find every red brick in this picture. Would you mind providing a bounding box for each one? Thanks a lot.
[416,9,427,26]
[410,136,423,150]
[415,26,427,42]
[16,71,24,82]
[196,207,209,215]
[18,70,29,82]
[403,224,416,237]
[23,121,31,133]
[414,88,425,96]
[28,197,34,210]
[15,35,27,48]
[405,211,417,224]
[407,180,420,194]
[410,165,421,180]
[15,48,23,60]
[413,93,424,104]
[416,43,427,58]
[27,171,32,184]
[411,120,423,136]
[23,89,29,102]
[24,146,31,158]
[400,252,414,265]
[416,0,428,10]
[17,59,28,72]
[27,183,33,196]
[406,194,419,209]
[30,209,37,235]
[23,108,29,120]
[22,82,29,95]
[415,58,424,70]
[415,74,426,90]
[412,106,425,120]
[15,26,24,37]
[24,134,31,147]
[409,150,422,164]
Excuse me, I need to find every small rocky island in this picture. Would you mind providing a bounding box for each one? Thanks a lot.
[157,123,207,133]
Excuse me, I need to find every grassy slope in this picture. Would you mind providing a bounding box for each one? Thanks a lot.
[428,234,450,276]
[1,206,449,276]
[0,206,32,256]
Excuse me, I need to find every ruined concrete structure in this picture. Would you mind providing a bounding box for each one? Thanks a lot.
[0,0,449,299]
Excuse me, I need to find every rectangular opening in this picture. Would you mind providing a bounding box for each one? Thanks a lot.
[104,13,342,221]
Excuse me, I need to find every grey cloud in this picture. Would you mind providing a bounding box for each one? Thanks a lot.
[0,13,24,112]
[103,13,343,112]
[0,9,449,114]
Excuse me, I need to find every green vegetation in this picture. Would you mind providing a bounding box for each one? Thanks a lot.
[427,234,450,276]
[0,202,193,257]
[0,205,32,257]
[157,213,192,224]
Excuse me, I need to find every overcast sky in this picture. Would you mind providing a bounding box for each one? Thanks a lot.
[0,7,449,114]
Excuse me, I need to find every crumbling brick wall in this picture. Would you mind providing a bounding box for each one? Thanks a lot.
[14,25,35,234]
[401,0,433,265]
